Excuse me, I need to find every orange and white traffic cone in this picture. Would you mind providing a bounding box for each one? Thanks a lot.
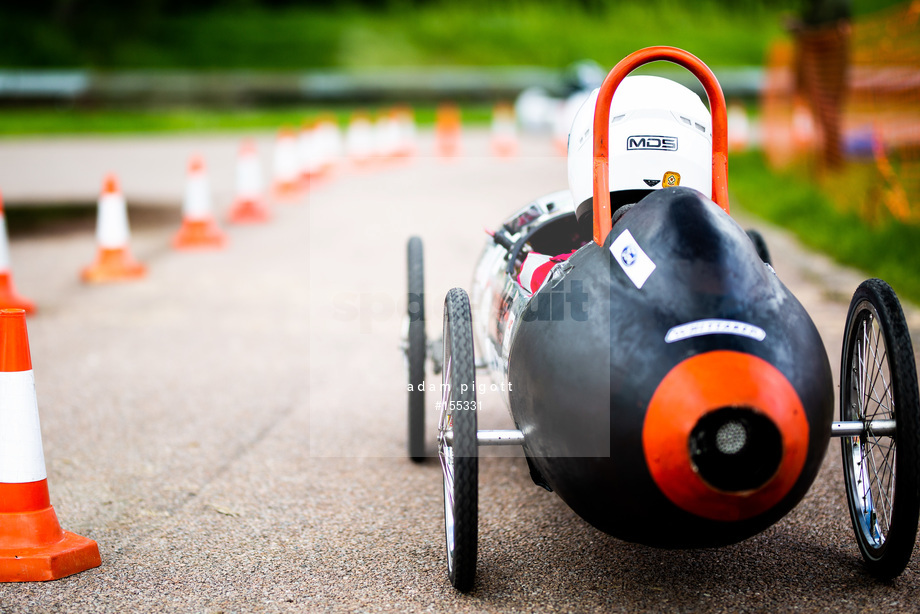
[345,112,375,166]
[272,128,302,203]
[315,115,343,176]
[435,104,461,158]
[0,308,101,581]
[228,140,271,225]
[173,156,227,250]
[553,92,588,156]
[81,175,147,283]
[393,106,417,158]
[490,102,518,158]
[298,120,324,184]
[728,101,750,153]
[0,192,35,313]
[791,97,816,153]
[374,110,401,162]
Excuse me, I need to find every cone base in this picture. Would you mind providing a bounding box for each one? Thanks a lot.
[437,144,460,157]
[349,157,376,169]
[272,181,303,204]
[436,128,461,158]
[0,273,35,313]
[227,199,271,225]
[0,530,101,582]
[301,169,332,183]
[81,248,147,283]
[173,218,227,250]
[491,140,518,158]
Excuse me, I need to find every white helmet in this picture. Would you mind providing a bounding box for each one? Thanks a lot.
[567,75,712,225]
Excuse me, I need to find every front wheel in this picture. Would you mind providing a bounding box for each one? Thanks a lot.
[840,278,920,580]
[438,288,478,592]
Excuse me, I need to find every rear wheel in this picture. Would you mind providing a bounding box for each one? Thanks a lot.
[840,278,920,579]
[407,237,426,462]
[438,288,478,592]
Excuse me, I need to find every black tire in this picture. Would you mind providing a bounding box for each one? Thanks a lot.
[840,278,920,580]
[438,288,478,592]
[407,237,426,462]
[746,229,772,266]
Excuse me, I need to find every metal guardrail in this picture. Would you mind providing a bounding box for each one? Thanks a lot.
[0,66,765,105]
[0,71,90,99]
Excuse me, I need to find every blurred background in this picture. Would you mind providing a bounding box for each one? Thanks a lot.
[0,0,917,300]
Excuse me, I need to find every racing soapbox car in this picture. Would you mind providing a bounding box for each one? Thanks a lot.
[403,47,920,592]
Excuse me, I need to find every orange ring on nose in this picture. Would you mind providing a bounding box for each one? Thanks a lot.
[643,351,808,521]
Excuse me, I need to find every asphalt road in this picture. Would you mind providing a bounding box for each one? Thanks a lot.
[0,130,919,613]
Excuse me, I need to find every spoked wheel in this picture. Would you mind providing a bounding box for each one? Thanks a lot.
[745,229,772,266]
[407,236,426,462]
[437,288,478,592]
[840,278,920,580]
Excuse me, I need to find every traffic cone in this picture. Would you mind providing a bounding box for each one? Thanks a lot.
[393,106,417,158]
[345,112,375,166]
[315,115,343,175]
[299,120,324,183]
[554,92,589,156]
[81,175,147,283]
[272,128,302,203]
[435,104,461,157]
[490,102,518,158]
[728,101,750,152]
[374,110,401,161]
[791,98,816,153]
[173,156,227,250]
[0,308,101,581]
[228,140,271,225]
[0,192,35,313]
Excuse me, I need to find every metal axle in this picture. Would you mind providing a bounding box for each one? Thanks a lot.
[444,429,525,446]
[830,419,897,438]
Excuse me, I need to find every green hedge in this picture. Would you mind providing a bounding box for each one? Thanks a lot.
[0,1,787,69]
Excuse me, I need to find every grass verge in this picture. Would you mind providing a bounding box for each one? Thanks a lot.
[0,105,496,136]
[729,151,920,305]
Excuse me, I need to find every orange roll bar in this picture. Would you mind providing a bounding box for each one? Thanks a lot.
[593,46,729,247]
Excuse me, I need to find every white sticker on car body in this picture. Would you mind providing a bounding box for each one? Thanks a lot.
[665,319,767,343]
[610,229,656,289]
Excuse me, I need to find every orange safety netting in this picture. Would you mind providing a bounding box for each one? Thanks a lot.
[762,1,920,222]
